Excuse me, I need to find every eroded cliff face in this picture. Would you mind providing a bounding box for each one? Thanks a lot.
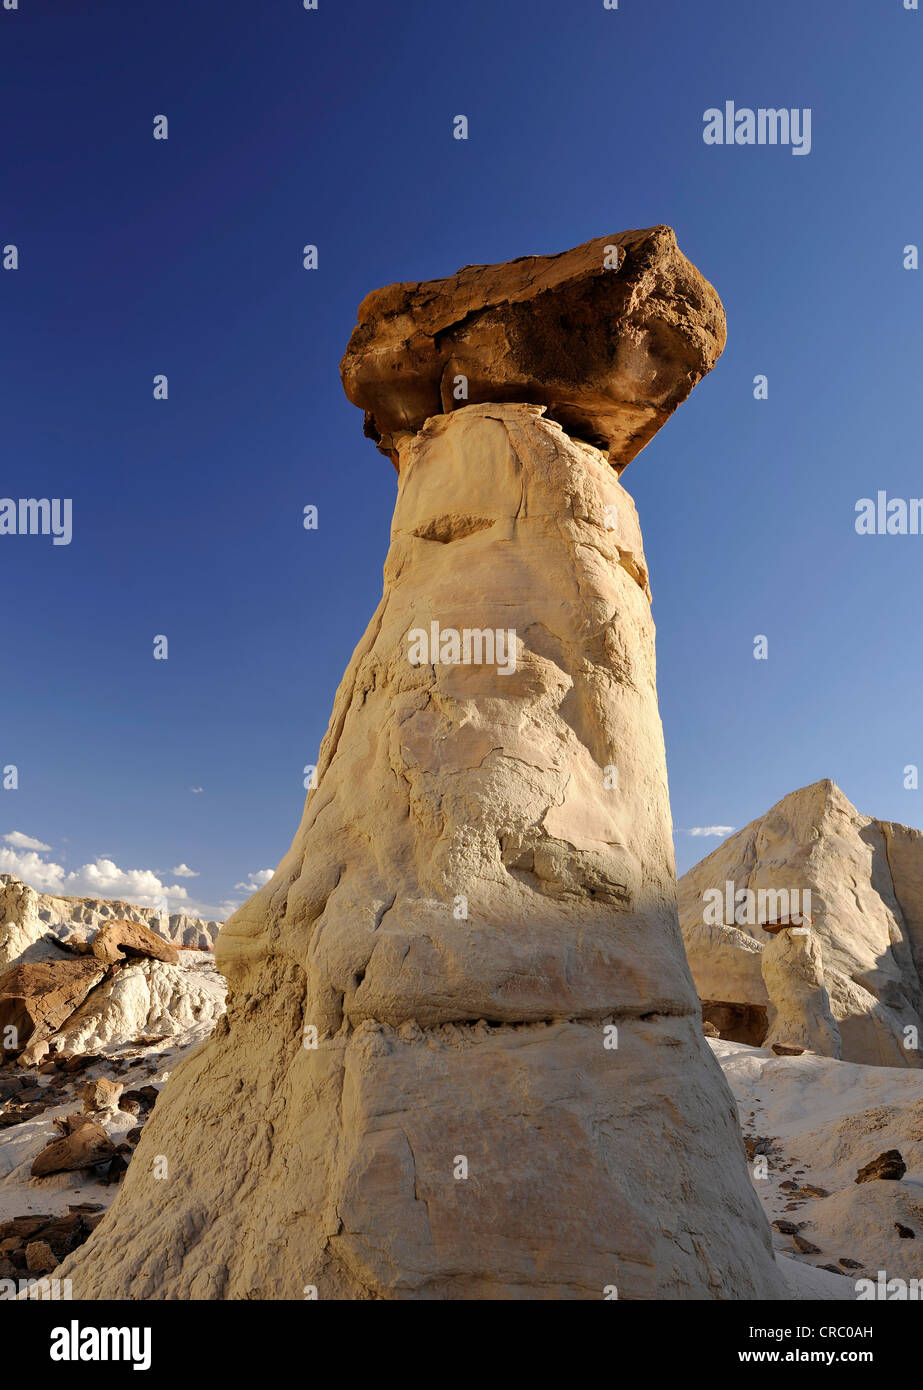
[59,231,785,1300]
[679,780,923,1068]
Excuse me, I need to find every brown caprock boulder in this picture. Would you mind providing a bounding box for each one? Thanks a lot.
[59,229,785,1300]
[91,919,179,966]
[31,1115,116,1178]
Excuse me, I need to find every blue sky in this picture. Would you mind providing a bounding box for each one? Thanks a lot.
[1,0,921,915]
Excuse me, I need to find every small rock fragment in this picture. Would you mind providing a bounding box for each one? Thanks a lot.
[855,1150,906,1184]
[24,1240,57,1274]
[82,1077,123,1114]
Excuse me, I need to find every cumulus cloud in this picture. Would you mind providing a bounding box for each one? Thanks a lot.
[189,787,204,794]
[0,840,194,910]
[233,869,274,893]
[171,863,199,878]
[216,871,273,922]
[3,831,52,851]
[684,825,735,838]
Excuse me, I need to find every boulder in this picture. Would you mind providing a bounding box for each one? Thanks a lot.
[341,226,726,470]
[81,1077,123,1114]
[24,1240,57,1274]
[91,920,179,966]
[31,1116,115,1177]
[855,1150,906,1184]
[59,231,786,1301]
[0,958,108,1058]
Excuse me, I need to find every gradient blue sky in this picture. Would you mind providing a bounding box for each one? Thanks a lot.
[2,0,921,916]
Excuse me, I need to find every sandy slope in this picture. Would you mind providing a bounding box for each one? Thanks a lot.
[713,1039,923,1298]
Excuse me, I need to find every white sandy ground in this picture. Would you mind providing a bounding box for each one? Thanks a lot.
[712,1039,923,1300]
[0,950,225,1219]
[0,1039,192,1224]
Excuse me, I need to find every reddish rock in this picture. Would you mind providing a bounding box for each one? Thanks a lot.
[24,1240,58,1274]
[0,1211,101,1265]
[91,919,178,966]
[0,959,108,1056]
[855,1150,906,1184]
[82,1077,123,1113]
[30,1117,116,1177]
[341,226,726,471]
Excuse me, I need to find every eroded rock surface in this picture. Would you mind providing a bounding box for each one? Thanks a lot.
[91,920,179,967]
[59,233,785,1300]
[341,226,726,470]
[679,781,923,1067]
[0,959,108,1058]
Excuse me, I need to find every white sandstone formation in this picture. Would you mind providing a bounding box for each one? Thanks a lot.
[48,955,225,1056]
[58,229,787,1300]
[679,781,923,1067]
[760,927,842,1058]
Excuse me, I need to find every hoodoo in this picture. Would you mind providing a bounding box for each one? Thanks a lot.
[59,228,785,1299]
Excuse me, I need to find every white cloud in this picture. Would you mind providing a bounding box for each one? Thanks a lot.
[234,869,274,893]
[0,842,207,915]
[3,831,52,851]
[684,825,735,838]
[171,863,199,878]
[190,787,204,794]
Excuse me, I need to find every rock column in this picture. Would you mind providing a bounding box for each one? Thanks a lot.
[59,228,786,1299]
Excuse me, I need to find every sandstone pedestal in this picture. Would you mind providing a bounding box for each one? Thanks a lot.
[761,927,843,1058]
[59,230,785,1299]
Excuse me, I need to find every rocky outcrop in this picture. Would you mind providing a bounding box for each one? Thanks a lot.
[760,927,842,1058]
[0,925,218,1068]
[59,230,786,1300]
[30,1115,116,1178]
[0,875,219,968]
[0,959,108,1057]
[682,921,769,1044]
[91,920,179,967]
[341,226,726,470]
[49,956,225,1055]
[678,781,923,1067]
